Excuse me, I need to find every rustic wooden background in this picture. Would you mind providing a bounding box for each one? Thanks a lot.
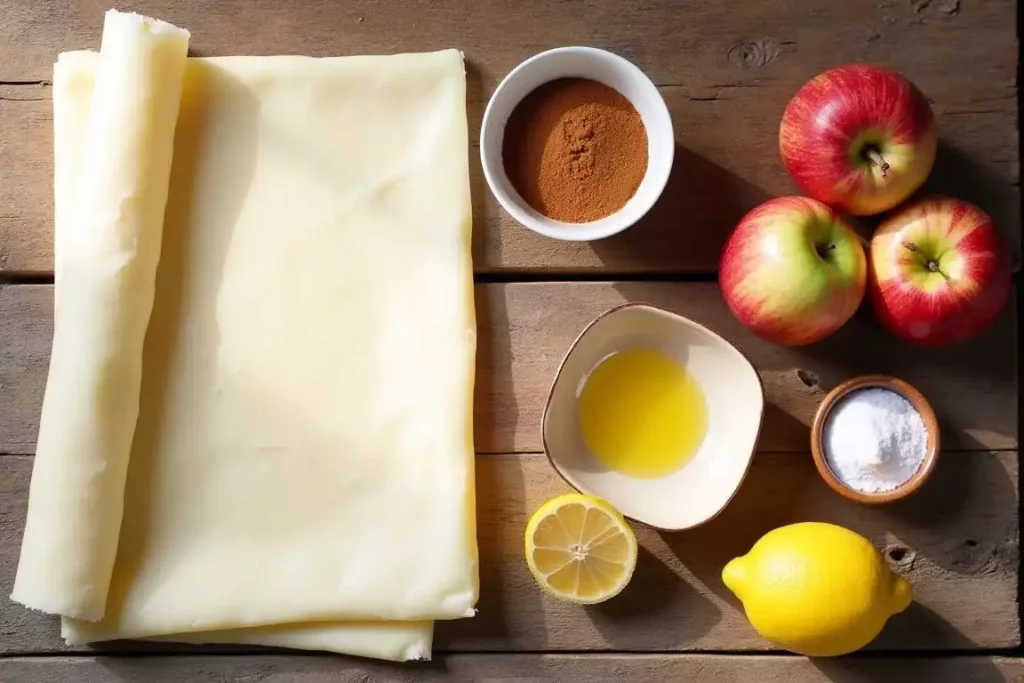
[0,0,1019,681]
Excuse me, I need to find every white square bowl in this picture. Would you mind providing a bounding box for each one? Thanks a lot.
[542,304,765,530]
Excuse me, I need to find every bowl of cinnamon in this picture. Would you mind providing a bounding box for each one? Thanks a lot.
[480,46,674,241]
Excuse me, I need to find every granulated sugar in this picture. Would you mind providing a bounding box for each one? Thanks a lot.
[823,388,927,493]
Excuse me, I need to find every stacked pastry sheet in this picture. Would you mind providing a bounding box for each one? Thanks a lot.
[12,10,478,661]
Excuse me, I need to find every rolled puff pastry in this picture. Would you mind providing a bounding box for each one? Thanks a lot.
[12,10,189,622]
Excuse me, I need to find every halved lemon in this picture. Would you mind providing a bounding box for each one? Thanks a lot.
[524,493,638,604]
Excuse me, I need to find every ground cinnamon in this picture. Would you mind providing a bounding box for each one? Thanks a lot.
[502,78,648,223]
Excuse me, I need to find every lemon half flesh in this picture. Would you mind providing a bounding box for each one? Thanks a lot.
[525,493,638,604]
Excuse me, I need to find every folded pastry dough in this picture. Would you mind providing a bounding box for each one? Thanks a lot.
[15,10,476,662]
[13,11,189,622]
[145,621,432,662]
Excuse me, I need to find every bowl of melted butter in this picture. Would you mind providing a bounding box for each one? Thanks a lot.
[543,304,765,531]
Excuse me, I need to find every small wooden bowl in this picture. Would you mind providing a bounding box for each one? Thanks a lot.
[810,374,940,505]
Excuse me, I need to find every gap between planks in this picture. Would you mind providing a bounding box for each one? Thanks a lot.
[1,282,1018,454]
[2,653,1024,683]
[2,652,1023,662]
[7,271,1024,286]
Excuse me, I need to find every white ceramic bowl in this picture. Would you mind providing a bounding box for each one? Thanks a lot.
[480,46,674,241]
[542,304,765,530]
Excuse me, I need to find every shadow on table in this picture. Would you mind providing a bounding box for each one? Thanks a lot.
[472,270,520,453]
[917,140,1021,269]
[587,542,722,648]
[466,54,520,457]
[812,635,1007,683]
[759,400,814,457]
[651,444,1017,642]
[794,300,1017,452]
[788,145,1020,454]
[97,654,461,683]
[434,453,533,651]
[466,58,495,268]
[438,281,533,649]
[882,449,1017,571]
[821,140,1021,269]
[590,143,772,272]
[812,658,1006,683]
[657,453,813,610]
[868,601,975,651]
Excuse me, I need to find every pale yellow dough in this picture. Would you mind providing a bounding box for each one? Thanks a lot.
[147,621,432,662]
[13,10,189,622]
[25,27,476,660]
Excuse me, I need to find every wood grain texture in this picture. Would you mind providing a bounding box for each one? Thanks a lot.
[0,285,51,454]
[0,0,1017,274]
[0,451,1018,654]
[3,655,1024,683]
[1,282,1016,455]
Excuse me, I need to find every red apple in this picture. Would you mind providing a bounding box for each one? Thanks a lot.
[869,197,1011,346]
[780,64,937,216]
[720,196,867,346]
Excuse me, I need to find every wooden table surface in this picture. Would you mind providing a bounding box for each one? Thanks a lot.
[0,1,1019,681]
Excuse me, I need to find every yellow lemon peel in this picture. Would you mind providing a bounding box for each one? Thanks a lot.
[723,522,913,657]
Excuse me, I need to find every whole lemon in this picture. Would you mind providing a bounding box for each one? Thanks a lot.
[722,522,912,657]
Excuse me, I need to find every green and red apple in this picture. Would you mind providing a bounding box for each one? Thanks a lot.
[780,64,937,216]
[869,197,1011,346]
[720,196,867,346]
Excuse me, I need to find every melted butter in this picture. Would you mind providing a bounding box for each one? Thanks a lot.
[578,348,708,478]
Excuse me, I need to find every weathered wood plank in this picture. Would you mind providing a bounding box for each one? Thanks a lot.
[1,452,1017,653]
[477,282,1018,453]
[0,285,51,455]
[1,283,1016,455]
[0,0,1017,274]
[3,655,1024,683]
[0,0,1016,85]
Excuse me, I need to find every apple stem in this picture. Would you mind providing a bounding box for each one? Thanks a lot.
[865,148,890,178]
[903,241,949,280]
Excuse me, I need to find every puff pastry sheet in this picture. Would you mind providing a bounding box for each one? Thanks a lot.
[14,11,476,662]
